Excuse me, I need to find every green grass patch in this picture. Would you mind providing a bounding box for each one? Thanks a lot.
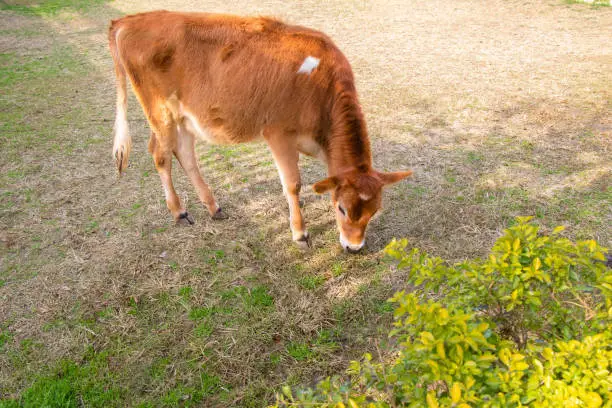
[188,306,215,321]
[193,321,214,338]
[270,352,282,366]
[198,248,228,268]
[85,219,99,234]
[220,285,274,309]
[0,0,110,16]
[244,286,274,308]
[466,150,485,164]
[1,348,122,407]
[0,48,85,88]
[0,328,13,349]
[312,329,340,353]
[286,342,313,361]
[160,372,223,408]
[178,286,192,300]
[147,357,170,382]
[298,274,326,290]
[563,0,610,7]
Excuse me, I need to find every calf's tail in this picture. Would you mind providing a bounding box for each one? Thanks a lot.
[109,20,131,174]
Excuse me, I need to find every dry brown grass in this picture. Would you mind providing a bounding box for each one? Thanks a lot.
[0,0,610,406]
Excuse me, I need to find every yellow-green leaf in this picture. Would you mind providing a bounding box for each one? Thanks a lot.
[477,322,489,332]
[516,216,533,224]
[588,240,596,251]
[426,391,440,408]
[456,345,464,363]
[552,225,565,234]
[533,359,544,375]
[533,257,541,270]
[512,362,529,371]
[421,331,435,345]
[584,391,602,408]
[478,353,497,363]
[542,348,553,361]
[500,349,511,367]
[437,342,446,359]
[437,308,450,324]
[426,359,440,374]
[450,382,461,404]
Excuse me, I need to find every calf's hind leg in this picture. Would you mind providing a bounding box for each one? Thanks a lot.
[148,130,192,225]
[174,127,226,219]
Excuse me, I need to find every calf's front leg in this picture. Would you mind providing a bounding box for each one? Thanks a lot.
[265,132,309,248]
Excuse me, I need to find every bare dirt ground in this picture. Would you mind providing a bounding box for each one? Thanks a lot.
[1,0,610,406]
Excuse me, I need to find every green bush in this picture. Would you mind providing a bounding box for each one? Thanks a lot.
[273,218,611,407]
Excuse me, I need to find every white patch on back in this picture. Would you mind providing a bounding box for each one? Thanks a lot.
[297,56,320,75]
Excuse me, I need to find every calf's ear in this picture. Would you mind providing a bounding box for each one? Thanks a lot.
[377,170,413,186]
[312,177,338,194]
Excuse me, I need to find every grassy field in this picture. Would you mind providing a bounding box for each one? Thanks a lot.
[0,0,610,406]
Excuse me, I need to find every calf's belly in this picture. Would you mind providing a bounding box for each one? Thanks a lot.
[179,103,262,145]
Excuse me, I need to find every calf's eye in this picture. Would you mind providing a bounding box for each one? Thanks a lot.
[338,205,346,216]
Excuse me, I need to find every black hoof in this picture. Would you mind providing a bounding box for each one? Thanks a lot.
[177,212,194,225]
[211,207,228,220]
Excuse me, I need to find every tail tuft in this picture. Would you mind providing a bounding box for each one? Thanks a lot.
[113,123,131,174]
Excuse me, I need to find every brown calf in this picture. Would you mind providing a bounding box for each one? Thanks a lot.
[109,11,411,252]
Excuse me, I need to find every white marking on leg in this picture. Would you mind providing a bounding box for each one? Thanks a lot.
[297,56,320,75]
[277,169,288,195]
[162,184,172,201]
[114,107,128,140]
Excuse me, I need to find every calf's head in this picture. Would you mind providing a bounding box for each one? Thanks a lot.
[313,167,412,252]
